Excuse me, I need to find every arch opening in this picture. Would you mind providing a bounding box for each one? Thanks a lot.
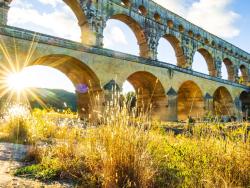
[138,5,147,16]
[5,65,77,111]
[103,19,139,56]
[104,14,148,57]
[121,80,136,115]
[177,81,204,121]
[213,87,234,117]
[240,91,250,120]
[221,62,228,80]
[122,81,135,95]
[223,58,235,81]
[158,35,186,67]
[126,71,167,120]
[8,0,83,41]
[192,49,216,76]
[121,0,131,7]
[239,65,249,85]
[157,38,177,65]
[28,55,102,117]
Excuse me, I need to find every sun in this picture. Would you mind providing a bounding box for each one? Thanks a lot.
[6,71,28,92]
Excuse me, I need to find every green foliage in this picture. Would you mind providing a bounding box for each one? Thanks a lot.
[28,88,77,112]
[149,133,250,187]
[15,164,40,176]
[14,164,60,180]
[0,88,77,112]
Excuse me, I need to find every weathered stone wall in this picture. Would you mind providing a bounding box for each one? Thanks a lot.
[0,27,247,121]
[1,0,250,84]
[1,0,249,85]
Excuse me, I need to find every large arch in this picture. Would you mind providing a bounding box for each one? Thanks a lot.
[29,54,102,118]
[126,71,167,120]
[107,14,149,58]
[223,58,235,81]
[159,34,186,67]
[213,87,234,117]
[239,64,249,85]
[193,48,216,76]
[177,81,204,121]
[240,91,250,119]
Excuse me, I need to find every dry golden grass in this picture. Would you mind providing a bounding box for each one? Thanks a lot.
[1,101,249,187]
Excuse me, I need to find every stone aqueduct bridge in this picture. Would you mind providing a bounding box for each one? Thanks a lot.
[0,0,250,121]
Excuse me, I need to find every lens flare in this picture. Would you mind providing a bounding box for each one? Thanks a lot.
[0,34,49,110]
[6,71,27,92]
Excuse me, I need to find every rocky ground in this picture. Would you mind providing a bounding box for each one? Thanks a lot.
[0,142,73,188]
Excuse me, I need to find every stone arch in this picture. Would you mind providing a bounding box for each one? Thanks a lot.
[159,34,187,67]
[223,58,235,81]
[240,91,250,119]
[29,54,102,118]
[194,48,216,76]
[239,64,249,85]
[213,86,234,117]
[177,80,204,121]
[126,71,167,120]
[107,14,149,58]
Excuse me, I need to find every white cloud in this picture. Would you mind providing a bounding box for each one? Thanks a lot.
[8,0,81,41]
[38,0,63,7]
[153,0,240,39]
[153,0,186,17]
[186,0,240,38]
[10,0,33,9]
[103,26,128,48]
[110,27,128,45]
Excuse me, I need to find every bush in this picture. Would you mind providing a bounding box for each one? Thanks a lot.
[14,164,60,180]
[22,124,155,187]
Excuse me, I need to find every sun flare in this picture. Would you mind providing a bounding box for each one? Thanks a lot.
[2,70,48,109]
[0,31,50,110]
[6,71,28,92]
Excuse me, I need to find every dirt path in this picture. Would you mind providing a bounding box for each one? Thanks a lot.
[0,142,72,188]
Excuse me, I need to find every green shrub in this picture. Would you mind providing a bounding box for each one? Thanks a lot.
[15,164,60,180]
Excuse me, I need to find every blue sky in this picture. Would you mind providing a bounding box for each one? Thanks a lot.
[7,0,250,92]
[227,0,250,52]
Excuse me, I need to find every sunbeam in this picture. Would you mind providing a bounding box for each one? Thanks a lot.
[6,71,28,92]
[0,34,50,111]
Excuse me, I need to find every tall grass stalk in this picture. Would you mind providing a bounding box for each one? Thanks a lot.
[1,93,249,187]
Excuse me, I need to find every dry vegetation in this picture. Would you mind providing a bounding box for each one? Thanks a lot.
[0,100,249,187]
